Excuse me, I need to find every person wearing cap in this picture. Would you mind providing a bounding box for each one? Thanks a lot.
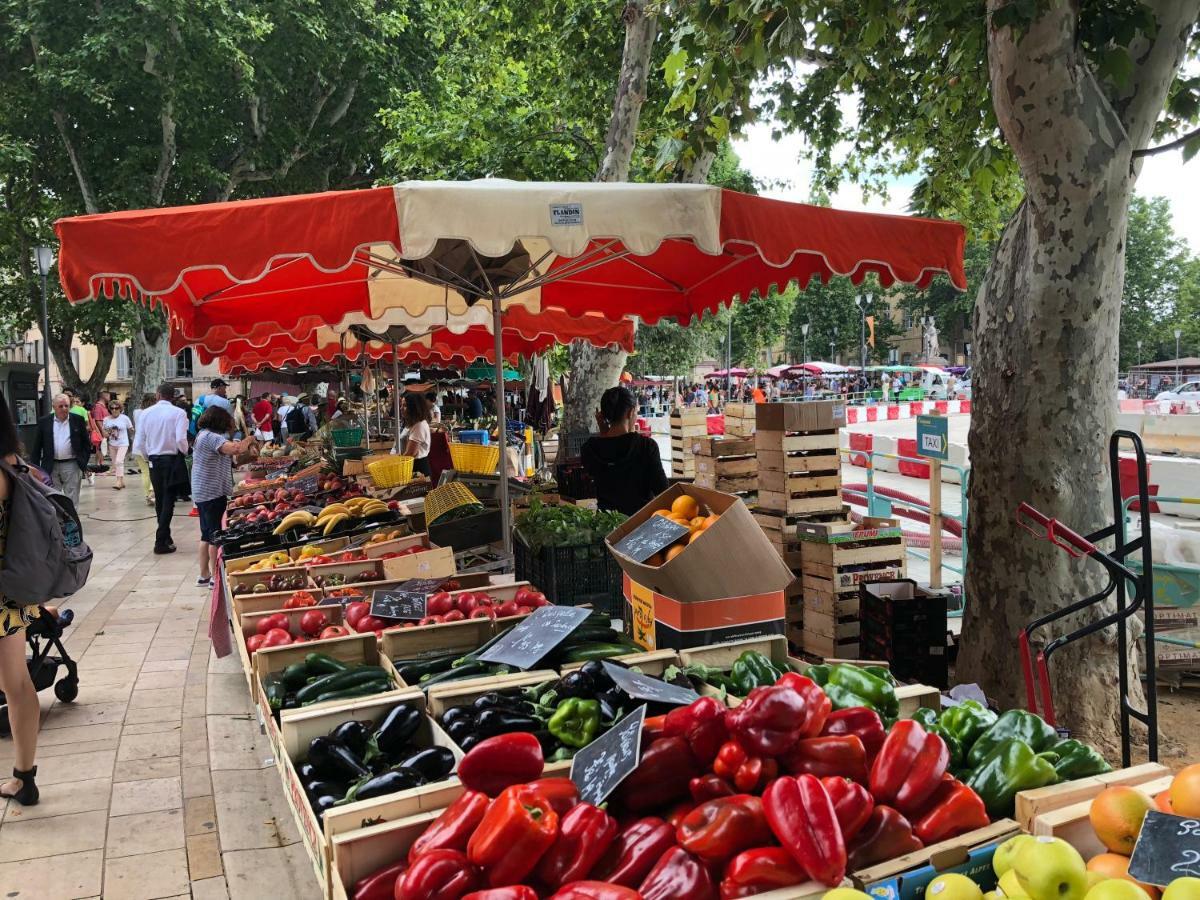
[204,378,232,413]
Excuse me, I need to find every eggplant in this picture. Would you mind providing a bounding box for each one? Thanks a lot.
[476,708,542,738]
[304,779,347,801]
[473,692,532,712]
[397,747,456,781]
[556,670,596,699]
[307,735,370,781]
[440,706,475,727]
[596,689,625,722]
[311,793,341,817]
[372,705,422,756]
[531,729,559,756]
[298,763,318,782]
[458,733,482,752]
[444,717,475,745]
[580,659,618,690]
[331,720,371,758]
[348,766,426,802]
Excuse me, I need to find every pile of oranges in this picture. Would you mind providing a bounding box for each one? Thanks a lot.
[644,494,720,566]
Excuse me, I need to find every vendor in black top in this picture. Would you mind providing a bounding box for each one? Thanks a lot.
[581,387,668,516]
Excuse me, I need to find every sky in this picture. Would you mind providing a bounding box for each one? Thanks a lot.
[733,119,1200,253]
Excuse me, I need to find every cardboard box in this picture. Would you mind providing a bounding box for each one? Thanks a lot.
[756,400,847,432]
[606,484,793,603]
[624,574,786,651]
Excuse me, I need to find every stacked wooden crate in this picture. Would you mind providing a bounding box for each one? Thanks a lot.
[692,436,757,498]
[669,408,707,479]
[793,517,907,659]
[722,402,756,439]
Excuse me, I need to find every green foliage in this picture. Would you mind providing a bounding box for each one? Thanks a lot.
[1119,196,1196,368]
[629,317,720,377]
[785,274,894,365]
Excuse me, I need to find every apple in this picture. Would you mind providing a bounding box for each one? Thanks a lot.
[995,835,1037,878]
[1163,879,1200,900]
[1014,837,1087,900]
[924,874,983,900]
[1085,884,1153,900]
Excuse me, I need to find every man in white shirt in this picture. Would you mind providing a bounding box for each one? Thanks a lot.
[133,383,189,554]
[277,396,295,440]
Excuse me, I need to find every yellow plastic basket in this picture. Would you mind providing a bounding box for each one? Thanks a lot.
[450,441,501,475]
[366,455,415,489]
[425,482,483,526]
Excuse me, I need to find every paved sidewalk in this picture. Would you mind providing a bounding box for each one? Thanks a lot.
[0,474,320,900]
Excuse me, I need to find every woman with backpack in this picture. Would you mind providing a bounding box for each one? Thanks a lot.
[0,394,47,805]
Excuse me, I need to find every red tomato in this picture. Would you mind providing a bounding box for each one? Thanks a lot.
[246,634,266,653]
[318,626,350,640]
[299,609,328,637]
[308,555,334,566]
[379,551,401,560]
[518,591,549,608]
[513,586,534,605]
[290,591,317,607]
[426,592,454,616]
[442,609,465,622]
[292,635,311,643]
[439,580,461,592]
[345,601,371,629]
[417,614,445,627]
[469,607,497,620]
[261,627,293,648]
[495,600,521,618]
[255,613,289,636]
[355,615,386,633]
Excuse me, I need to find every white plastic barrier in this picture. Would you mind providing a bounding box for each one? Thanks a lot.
[1146,455,1200,520]
[943,442,970,484]
[874,434,900,472]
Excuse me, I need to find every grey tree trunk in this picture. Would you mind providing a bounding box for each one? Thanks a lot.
[959,0,1197,750]
[130,319,169,409]
[562,0,658,434]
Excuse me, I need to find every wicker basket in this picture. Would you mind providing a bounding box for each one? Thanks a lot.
[367,455,415,489]
[425,482,483,527]
[450,441,501,475]
[331,427,364,448]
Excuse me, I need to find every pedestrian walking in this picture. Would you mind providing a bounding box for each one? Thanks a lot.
[192,406,256,587]
[251,392,274,441]
[133,383,189,554]
[131,394,156,506]
[31,394,90,507]
[90,391,109,468]
[102,398,134,490]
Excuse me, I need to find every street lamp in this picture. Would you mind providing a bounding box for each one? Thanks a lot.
[855,294,872,372]
[801,322,810,363]
[1137,339,1143,367]
[33,246,54,415]
[1175,328,1183,386]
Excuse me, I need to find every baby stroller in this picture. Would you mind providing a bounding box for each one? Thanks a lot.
[0,608,79,736]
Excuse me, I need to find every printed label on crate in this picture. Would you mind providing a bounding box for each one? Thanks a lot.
[370,578,444,620]
[629,582,656,650]
[266,467,291,481]
[612,516,690,563]
[602,661,699,706]
[479,605,592,669]
[570,705,646,806]
[831,566,905,589]
[1128,811,1200,886]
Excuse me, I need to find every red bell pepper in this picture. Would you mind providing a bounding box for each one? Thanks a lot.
[663,696,729,765]
[614,736,700,812]
[462,889,538,900]
[847,805,923,870]
[458,732,545,797]
[667,799,698,828]
[821,706,887,762]
[690,773,736,802]
[592,816,677,888]
[395,849,480,900]
[643,714,668,741]
[526,777,580,817]
[639,846,718,900]
[725,678,820,757]
[821,776,875,843]
[408,790,491,863]
[536,802,619,889]
[711,739,779,793]
[466,784,559,887]
[869,719,950,815]
[719,847,807,899]
[677,794,773,864]
[782,734,869,785]
[350,858,406,900]
[776,672,833,737]
[912,776,990,845]
[763,774,847,887]
[547,883,642,900]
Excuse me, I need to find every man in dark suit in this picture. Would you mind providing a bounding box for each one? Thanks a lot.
[32,393,91,506]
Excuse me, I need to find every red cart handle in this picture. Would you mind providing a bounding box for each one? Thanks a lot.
[1015,502,1097,559]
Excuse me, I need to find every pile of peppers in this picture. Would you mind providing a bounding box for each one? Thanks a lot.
[906,703,1111,817]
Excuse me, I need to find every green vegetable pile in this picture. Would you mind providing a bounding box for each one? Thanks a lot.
[514,497,627,552]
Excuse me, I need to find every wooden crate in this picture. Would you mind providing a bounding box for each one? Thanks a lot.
[756,429,841,453]
[757,470,841,496]
[755,507,851,537]
[757,448,841,475]
[1030,774,1173,858]
[694,436,756,458]
[1016,763,1170,831]
[853,820,1021,888]
[696,454,758,477]
[802,536,906,569]
[798,626,860,660]
[670,423,708,439]
[758,490,844,517]
[561,648,679,674]
[694,472,757,494]
[670,407,707,425]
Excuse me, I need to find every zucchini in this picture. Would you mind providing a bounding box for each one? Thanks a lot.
[309,680,392,706]
[395,653,458,684]
[418,659,495,690]
[305,652,349,676]
[262,673,287,712]
[295,666,388,703]
[280,662,311,691]
[560,643,635,663]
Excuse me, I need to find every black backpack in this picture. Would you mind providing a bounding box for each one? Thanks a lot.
[0,460,92,602]
[285,405,309,437]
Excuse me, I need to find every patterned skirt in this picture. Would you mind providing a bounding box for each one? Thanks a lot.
[0,501,42,637]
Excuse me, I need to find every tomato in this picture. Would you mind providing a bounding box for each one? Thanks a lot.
[299,609,328,637]
[417,614,445,627]
[439,580,461,592]
[495,600,520,618]
[255,613,289,636]
[308,555,334,566]
[386,500,400,510]
[261,627,293,648]
[470,607,497,620]
[518,591,548,608]
[345,601,371,630]
[442,609,465,622]
[426,592,455,616]
[319,626,350,640]
[513,586,534,605]
[246,634,266,653]
[290,591,317,607]
[355,615,386,633]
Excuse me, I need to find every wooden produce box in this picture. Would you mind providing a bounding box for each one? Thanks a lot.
[228,564,312,597]
[854,819,1021,897]
[757,448,842,476]
[382,618,495,689]
[231,588,322,625]
[278,690,462,898]
[1026,767,1173,857]
[756,429,842,454]
[757,476,844,517]
[694,444,758,495]
[560,648,679,674]
[693,436,756,458]
[1015,762,1169,831]
[361,531,437,561]
[236,604,347,693]
[225,548,298,575]
[307,558,385,590]
[723,402,756,439]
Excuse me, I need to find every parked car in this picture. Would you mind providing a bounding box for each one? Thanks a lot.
[1155,380,1200,403]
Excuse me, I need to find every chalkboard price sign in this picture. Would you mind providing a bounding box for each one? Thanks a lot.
[612,516,690,564]
[570,705,646,807]
[602,661,700,706]
[291,474,320,496]
[479,605,592,669]
[1129,811,1200,886]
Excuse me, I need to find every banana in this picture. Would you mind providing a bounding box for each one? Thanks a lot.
[316,504,350,520]
[359,503,388,517]
[274,511,315,534]
[322,513,349,535]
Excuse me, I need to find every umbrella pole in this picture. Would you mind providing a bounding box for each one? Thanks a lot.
[374,360,383,440]
[393,345,402,455]
[491,301,512,558]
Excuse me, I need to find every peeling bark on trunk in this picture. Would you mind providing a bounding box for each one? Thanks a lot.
[563,0,657,433]
[959,0,1197,750]
[131,321,168,410]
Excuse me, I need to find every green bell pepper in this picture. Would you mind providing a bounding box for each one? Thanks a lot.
[548,698,601,748]
[967,708,1059,768]
[965,737,1059,817]
[826,664,900,718]
[939,700,998,753]
[1051,739,1112,781]
[730,651,783,694]
[804,664,831,686]
[910,707,939,728]
[932,723,965,769]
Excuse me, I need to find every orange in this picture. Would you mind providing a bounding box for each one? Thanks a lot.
[1156,790,1174,813]
[1170,764,1200,817]
[671,495,700,521]
[665,544,686,562]
[645,552,664,567]
[688,530,705,544]
[652,509,672,518]
[690,516,707,530]
[1087,853,1160,899]
[1090,786,1156,855]
[668,515,691,528]
[700,513,719,530]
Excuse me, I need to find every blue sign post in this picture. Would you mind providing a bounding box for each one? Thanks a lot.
[915,413,949,587]
[916,414,950,461]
